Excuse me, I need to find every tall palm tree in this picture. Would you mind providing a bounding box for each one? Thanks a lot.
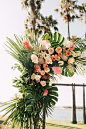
[55,0,86,40]
[20,0,58,36]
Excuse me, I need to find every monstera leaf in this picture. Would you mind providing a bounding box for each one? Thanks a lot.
[42,31,65,48]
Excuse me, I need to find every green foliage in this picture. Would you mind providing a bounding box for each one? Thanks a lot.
[42,32,65,49]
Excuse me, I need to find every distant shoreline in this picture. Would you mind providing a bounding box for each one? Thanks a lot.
[63,106,86,111]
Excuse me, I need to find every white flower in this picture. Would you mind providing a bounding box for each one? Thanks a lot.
[63,41,73,48]
[31,73,35,80]
[61,54,68,61]
[68,57,75,64]
[49,80,53,86]
[31,54,38,64]
[45,57,52,64]
[58,61,64,66]
[17,93,23,99]
[35,75,41,80]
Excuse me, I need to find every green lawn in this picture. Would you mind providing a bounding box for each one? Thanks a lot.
[0,118,86,129]
[46,119,86,129]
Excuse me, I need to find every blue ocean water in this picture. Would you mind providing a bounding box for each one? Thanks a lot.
[46,107,83,122]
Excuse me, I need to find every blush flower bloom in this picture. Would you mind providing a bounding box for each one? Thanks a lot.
[23,40,31,50]
[40,39,51,49]
[34,65,41,73]
[43,89,48,96]
[48,48,54,54]
[69,45,75,50]
[52,66,62,74]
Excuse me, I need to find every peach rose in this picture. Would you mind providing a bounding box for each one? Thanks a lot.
[44,68,50,73]
[40,81,46,86]
[55,47,62,53]
[40,70,45,76]
[58,53,62,57]
[48,48,54,54]
[43,89,48,96]
[43,64,48,69]
[52,66,62,74]
[23,40,31,50]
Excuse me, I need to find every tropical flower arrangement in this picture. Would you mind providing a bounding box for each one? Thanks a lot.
[0,32,86,129]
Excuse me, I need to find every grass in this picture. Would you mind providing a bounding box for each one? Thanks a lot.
[0,117,86,129]
[46,120,86,129]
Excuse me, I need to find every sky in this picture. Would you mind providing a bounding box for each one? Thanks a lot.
[0,0,86,106]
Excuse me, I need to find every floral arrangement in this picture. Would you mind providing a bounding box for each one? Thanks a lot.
[0,32,86,129]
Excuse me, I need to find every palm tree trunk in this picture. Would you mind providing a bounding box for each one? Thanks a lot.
[67,10,70,40]
[30,0,36,32]
[68,20,70,40]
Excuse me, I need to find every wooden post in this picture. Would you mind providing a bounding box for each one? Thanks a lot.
[83,84,86,124]
[42,104,45,129]
[71,83,77,124]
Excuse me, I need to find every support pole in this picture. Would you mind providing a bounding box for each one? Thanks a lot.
[42,104,45,129]
[71,83,77,124]
[83,84,86,124]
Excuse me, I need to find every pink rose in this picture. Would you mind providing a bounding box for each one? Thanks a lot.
[43,89,48,96]
[23,40,31,50]
[52,66,62,74]
[69,45,75,50]
[34,65,41,73]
